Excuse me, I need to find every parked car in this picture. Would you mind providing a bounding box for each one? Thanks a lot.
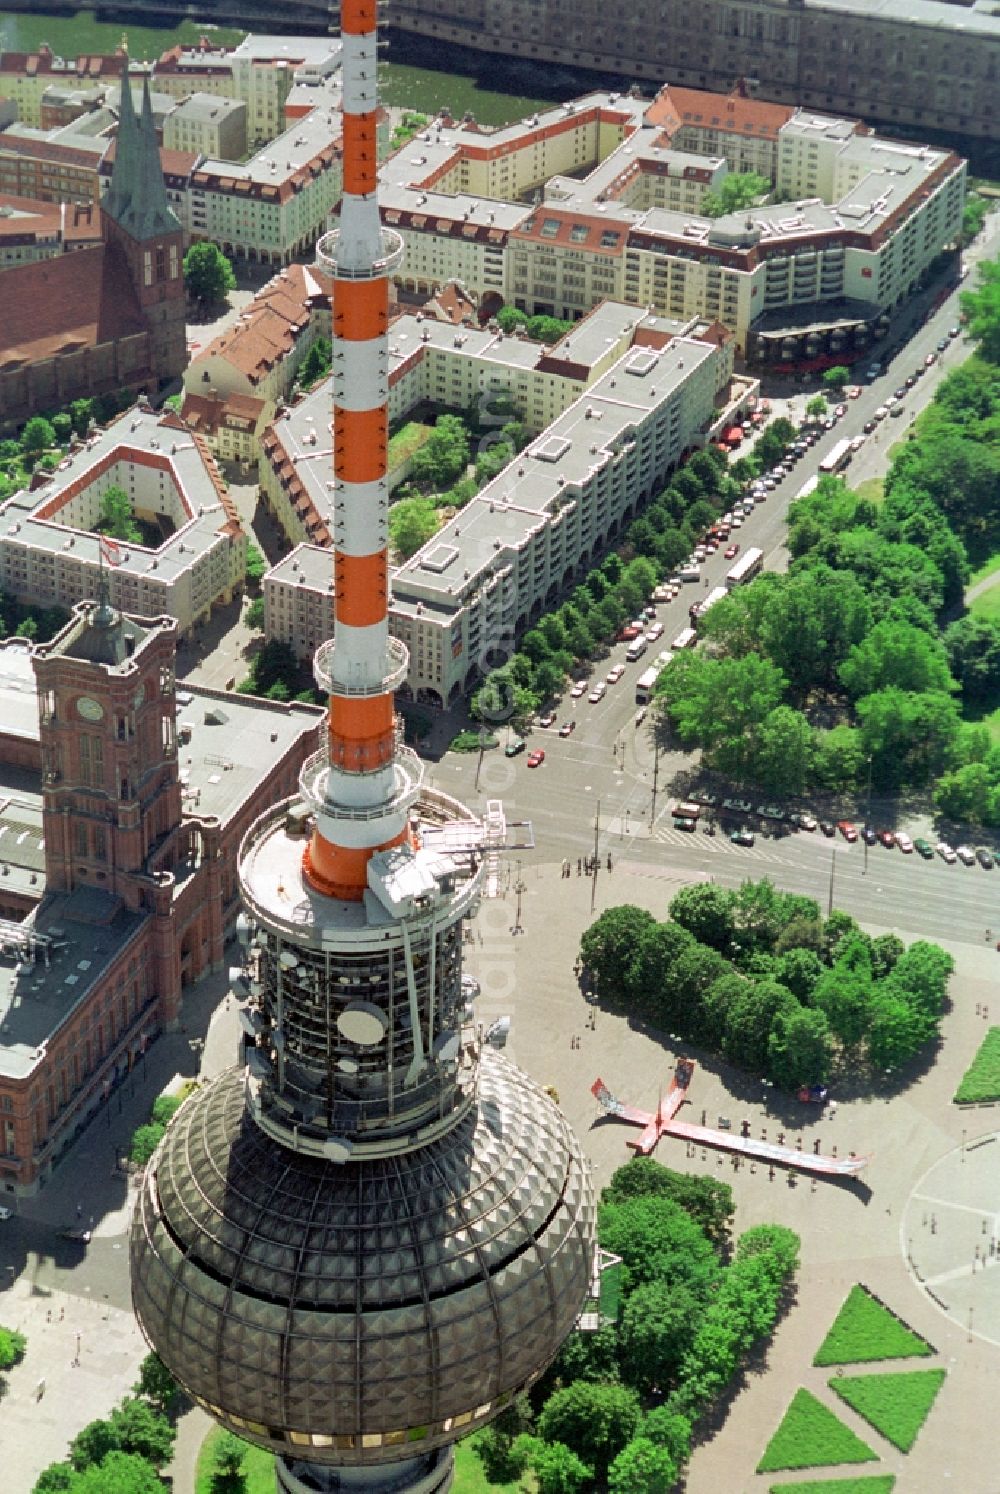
[936,337,949,352]
[925,352,937,366]
[589,682,607,703]
[819,820,836,837]
[956,844,977,864]
[894,387,906,401]
[724,543,740,559]
[890,404,905,417]
[570,680,587,698]
[504,738,526,758]
[861,825,877,846]
[863,419,876,433]
[722,797,753,815]
[837,820,858,842]
[794,812,817,831]
[646,622,665,641]
[976,847,994,869]
[949,325,961,338]
[877,829,896,848]
[913,838,934,858]
[558,720,576,738]
[526,749,545,768]
[730,829,756,847]
[835,403,847,419]
[759,804,786,821]
[905,374,916,389]
[618,624,641,642]
[537,711,556,728]
[874,405,889,420]
[675,817,697,832]
[606,665,626,684]
[895,832,914,853]
[936,841,957,863]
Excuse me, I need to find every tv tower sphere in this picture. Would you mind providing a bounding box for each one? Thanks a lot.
[128,3,594,1490]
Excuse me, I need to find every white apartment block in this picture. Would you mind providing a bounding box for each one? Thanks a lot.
[0,404,246,635]
[259,300,673,550]
[376,83,966,362]
[265,315,741,705]
[188,106,344,267]
[163,93,247,162]
[228,34,342,147]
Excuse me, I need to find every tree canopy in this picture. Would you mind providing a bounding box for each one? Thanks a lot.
[183,241,236,305]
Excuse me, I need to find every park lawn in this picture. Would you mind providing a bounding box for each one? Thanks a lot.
[454,1435,534,1494]
[769,1479,895,1494]
[814,1286,933,1366]
[852,477,884,504]
[388,420,432,470]
[965,700,1000,745]
[970,584,1000,624]
[969,549,1000,587]
[756,1388,878,1472]
[829,1369,946,1453]
[195,1425,274,1493]
[954,1027,1000,1102]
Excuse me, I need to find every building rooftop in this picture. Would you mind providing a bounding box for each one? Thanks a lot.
[168,91,246,125]
[193,105,340,196]
[176,684,323,829]
[0,887,147,1081]
[0,640,43,743]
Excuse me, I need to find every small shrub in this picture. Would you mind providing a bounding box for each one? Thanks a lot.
[829,1369,946,1452]
[814,1286,933,1366]
[757,1388,878,1472]
[954,1026,1000,1103]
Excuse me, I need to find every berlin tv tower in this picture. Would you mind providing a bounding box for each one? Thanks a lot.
[129,3,594,1491]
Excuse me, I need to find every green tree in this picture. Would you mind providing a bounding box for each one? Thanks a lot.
[107,1397,175,1469]
[812,722,863,791]
[526,314,573,344]
[641,1406,692,1465]
[857,688,962,789]
[890,941,953,1017]
[961,256,1000,363]
[297,335,332,389]
[73,1452,164,1494]
[598,1195,721,1300]
[245,595,265,630]
[607,1436,679,1494]
[244,542,266,585]
[944,615,1000,704]
[183,241,236,305]
[767,1003,833,1088]
[813,965,873,1051]
[70,398,95,437]
[839,619,954,700]
[822,365,850,394]
[475,438,515,486]
[619,1281,702,1393]
[774,946,824,1001]
[963,192,989,241]
[530,1439,593,1494]
[20,415,56,454]
[701,170,770,219]
[132,1352,180,1417]
[98,486,142,545]
[211,1431,249,1492]
[0,1325,26,1368]
[628,921,696,1017]
[866,992,934,1072]
[496,305,529,333]
[601,1159,733,1246]
[805,394,828,421]
[70,1420,119,1473]
[33,1468,76,1494]
[537,1382,642,1479]
[751,705,813,795]
[51,412,72,443]
[388,496,438,559]
[409,413,471,489]
[722,980,796,1072]
[251,638,297,696]
[668,883,733,952]
[129,1123,164,1167]
[580,905,656,1000]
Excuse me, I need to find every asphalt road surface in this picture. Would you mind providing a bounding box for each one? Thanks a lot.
[429,238,1000,948]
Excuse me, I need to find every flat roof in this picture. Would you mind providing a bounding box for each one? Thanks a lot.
[0,888,146,1080]
[0,639,41,741]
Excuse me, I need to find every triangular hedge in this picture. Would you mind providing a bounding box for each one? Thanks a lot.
[829,1369,946,1453]
[768,1478,896,1494]
[757,1387,879,1472]
[814,1286,934,1365]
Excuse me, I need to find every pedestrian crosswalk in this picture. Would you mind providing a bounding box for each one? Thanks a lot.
[651,823,797,865]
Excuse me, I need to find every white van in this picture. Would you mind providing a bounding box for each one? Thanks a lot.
[678,564,700,582]
[625,636,648,662]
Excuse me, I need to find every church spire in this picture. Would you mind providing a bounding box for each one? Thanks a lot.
[103,66,180,242]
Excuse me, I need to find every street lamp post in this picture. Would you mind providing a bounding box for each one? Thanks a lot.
[512,862,526,936]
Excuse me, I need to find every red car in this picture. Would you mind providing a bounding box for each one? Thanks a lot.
[526,749,545,768]
[618,625,641,642]
[877,829,896,848]
[837,820,858,842]
[724,543,740,559]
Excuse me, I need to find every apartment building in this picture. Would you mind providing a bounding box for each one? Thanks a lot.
[182,262,332,454]
[389,0,1000,146]
[227,34,342,146]
[264,315,742,702]
[0,196,102,269]
[377,86,965,362]
[163,93,247,162]
[187,106,343,266]
[0,125,108,206]
[0,405,246,636]
[0,46,129,129]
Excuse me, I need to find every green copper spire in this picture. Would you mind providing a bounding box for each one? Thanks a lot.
[104,68,181,242]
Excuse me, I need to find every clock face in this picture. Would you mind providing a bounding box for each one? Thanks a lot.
[76,696,104,723]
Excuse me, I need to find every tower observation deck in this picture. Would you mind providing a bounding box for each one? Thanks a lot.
[128,4,594,1491]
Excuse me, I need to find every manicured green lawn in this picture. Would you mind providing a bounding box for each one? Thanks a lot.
[969,550,1000,587]
[756,1388,878,1472]
[814,1286,933,1366]
[196,1426,275,1493]
[970,584,1000,624]
[768,1478,896,1494]
[852,477,884,504]
[829,1369,946,1453]
[454,1436,532,1493]
[954,1027,1000,1102]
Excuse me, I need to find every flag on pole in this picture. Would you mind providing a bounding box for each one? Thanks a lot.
[100,535,122,567]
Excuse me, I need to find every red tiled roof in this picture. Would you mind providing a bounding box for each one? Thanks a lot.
[0,242,147,367]
[647,84,793,139]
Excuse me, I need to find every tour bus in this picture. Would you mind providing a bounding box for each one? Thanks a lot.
[724,545,764,589]
[818,437,852,474]
[796,473,820,500]
[635,652,673,704]
[690,585,729,628]
[672,625,697,650]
